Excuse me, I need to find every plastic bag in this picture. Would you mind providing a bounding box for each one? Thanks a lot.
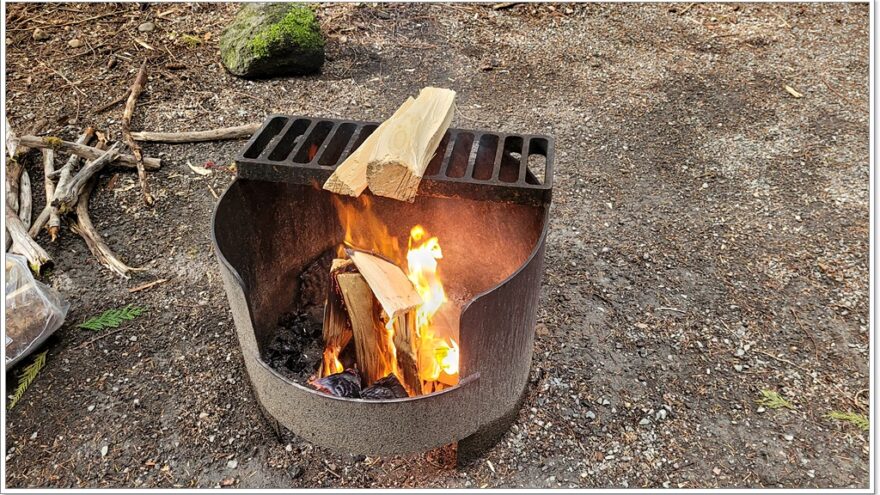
[5,254,69,370]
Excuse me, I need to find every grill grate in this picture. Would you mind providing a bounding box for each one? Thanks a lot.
[235,115,554,205]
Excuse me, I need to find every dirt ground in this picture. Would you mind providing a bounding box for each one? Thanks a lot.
[3,2,870,489]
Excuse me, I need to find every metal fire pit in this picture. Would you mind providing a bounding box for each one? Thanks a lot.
[212,114,553,459]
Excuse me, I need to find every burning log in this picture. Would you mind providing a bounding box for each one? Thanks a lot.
[365,87,456,202]
[320,258,354,377]
[336,272,392,386]
[323,97,416,197]
[346,248,423,394]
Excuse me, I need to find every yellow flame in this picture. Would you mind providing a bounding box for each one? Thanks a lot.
[406,225,459,382]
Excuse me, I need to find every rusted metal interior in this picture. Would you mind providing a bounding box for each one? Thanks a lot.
[212,115,554,458]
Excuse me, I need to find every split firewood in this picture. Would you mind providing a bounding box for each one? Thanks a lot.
[6,159,51,272]
[17,135,160,170]
[336,272,391,386]
[323,97,416,197]
[70,178,142,278]
[365,87,456,202]
[131,123,261,143]
[53,142,120,213]
[121,60,153,206]
[320,258,355,378]
[345,248,423,394]
[18,168,32,228]
[41,149,61,241]
[346,248,422,319]
[28,127,95,239]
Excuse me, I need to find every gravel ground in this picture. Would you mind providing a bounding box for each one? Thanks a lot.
[4,2,870,489]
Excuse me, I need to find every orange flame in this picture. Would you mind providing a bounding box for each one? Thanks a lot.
[324,200,459,392]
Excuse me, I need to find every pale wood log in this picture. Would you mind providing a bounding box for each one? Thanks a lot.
[131,123,260,143]
[122,60,153,206]
[70,178,142,278]
[28,127,95,239]
[323,97,416,197]
[53,143,120,213]
[320,258,354,378]
[365,87,456,202]
[346,248,422,319]
[337,272,393,386]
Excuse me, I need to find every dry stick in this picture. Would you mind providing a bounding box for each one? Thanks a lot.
[5,159,50,271]
[70,178,143,278]
[18,135,160,170]
[53,142,120,213]
[94,89,130,114]
[128,278,169,293]
[19,168,32,227]
[122,60,153,206]
[5,158,23,251]
[28,127,95,238]
[130,123,261,143]
[41,149,61,241]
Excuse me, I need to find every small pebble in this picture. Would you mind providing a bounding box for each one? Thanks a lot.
[29,432,37,440]
[734,364,743,372]
[712,467,721,475]
[227,459,238,469]
[585,410,596,420]
[33,28,50,41]
[87,405,95,412]
[639,417,651,426]
[756,406,766,413]
[784,434,794,441]
[138,22,155,32]
[68,39,82,48]
[101,445,109,457]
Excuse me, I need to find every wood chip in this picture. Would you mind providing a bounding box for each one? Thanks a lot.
[784,85,803,98]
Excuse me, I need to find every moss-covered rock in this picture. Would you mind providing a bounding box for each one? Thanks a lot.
[220,3,324,78]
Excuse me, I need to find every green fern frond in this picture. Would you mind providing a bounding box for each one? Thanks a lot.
[756,389,794,410]
[77,304,146,331]
[9,350,48,410]
[825,411,869,431]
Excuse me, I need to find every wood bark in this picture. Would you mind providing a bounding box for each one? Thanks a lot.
[53,142,120,213]
[17,135,160,170]
[323,97,416,197]
[365,87,456,202]
[121,60,153,206]
[70,178,142,278]
[28,127,95,239]
[131,123,260,143]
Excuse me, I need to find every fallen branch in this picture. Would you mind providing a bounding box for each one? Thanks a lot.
[122,60,153,206]
[19,168,32,227]
[28,127,95,239]
[94,90,130,114]
[5,158,23,251]
[70,178,143,278]
[131,123,260,143]
[6,158,51,272]
[17,135,160,170]
[41,149,61,241]
[53,142,120,213]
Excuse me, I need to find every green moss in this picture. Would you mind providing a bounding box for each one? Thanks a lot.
[180,34,202,48]
[43,136,63,149]
[248,5,323,59]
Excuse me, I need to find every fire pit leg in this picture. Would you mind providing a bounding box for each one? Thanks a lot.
[456,385,528,467]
